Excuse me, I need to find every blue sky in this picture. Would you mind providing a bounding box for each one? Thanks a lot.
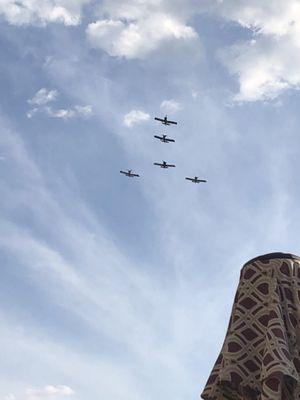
[1,1,300,399]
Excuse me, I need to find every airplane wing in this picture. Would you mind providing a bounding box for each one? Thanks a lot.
[199,180,207,182]
[154,117,164,122]
[154,135,162,139]
[168,120,177,125]
[153,162,162,166]
[167,138,175,142]
[185,177,193,181]
[120,170,126,174]
[132,173,140,177]
[166,164,176,167]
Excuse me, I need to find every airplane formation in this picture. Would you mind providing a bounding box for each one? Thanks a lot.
[120,115,207,184]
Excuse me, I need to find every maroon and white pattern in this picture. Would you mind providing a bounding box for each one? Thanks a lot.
[201,253,300,400]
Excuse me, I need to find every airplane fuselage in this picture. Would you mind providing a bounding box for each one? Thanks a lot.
[193,179,206,183]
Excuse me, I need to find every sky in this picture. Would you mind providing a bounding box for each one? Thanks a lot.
[2,0,300,399]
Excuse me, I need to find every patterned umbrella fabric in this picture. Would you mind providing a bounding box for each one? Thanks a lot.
[201,252,300,400]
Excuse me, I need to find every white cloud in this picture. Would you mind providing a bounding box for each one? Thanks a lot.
[27,108,39,119]
[28,89,58,106]
[86,0,198,59]
[46,105,93,119]
[191,90,200,99]
[210,0,300,101]
[220,38,295,102]
[0,0,89,26]
[5,394,15,400]
[27,105,93,120]
[160,99,182,113]
[211,0,300,38]
[27,89,93,120]
[74,105,93,117]
[46,108,75,119]
[4,0,300,102]
[123,110,150,127]
[26,385,75,399]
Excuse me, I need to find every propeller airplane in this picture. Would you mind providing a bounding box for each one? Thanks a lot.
[153,161,176,169]
[185,176,207,183]
[154,134,175,143]
[154,115,177,125]
[120,169,140,178]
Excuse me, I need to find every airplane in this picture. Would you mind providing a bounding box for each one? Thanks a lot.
[185,176,207,183]
[154,115,177,125]
[154,134,175,143]
[153,161,176,169]
[120,169,140,178]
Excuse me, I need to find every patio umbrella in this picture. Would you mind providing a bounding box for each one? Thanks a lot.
[201,252,300,400]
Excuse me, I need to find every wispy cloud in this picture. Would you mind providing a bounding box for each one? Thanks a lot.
[4,395,15,400]
[0,113,233,400]
[27,108,39,119]
[123,110,150,127]
[160,99,182,113]
[27,89,92,120]
[46,105,93,120]
[4,385,74,400]
[0,0,89,26]
[28,89,58,106]
[26,385,75,399]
